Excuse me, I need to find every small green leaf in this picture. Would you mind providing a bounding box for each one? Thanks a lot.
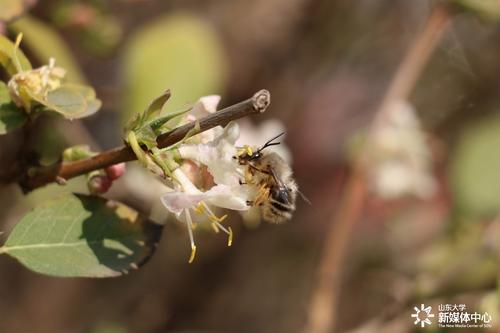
[148,107,189,132]
[0,81,27,134]
[124,89,171,132]
[45,84,102,119]
[1,194,163,277]
[145,89,172,121]
[0,34,32,76]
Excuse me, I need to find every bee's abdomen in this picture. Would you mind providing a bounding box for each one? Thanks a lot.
[270,199,294,212]
[262,197,295,224]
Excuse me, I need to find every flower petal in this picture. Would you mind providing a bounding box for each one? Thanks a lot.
[160,191,206,214]
[204,184,253,211]
[160,184,252,214]
[190,95,221,118]
[178,122,242,187]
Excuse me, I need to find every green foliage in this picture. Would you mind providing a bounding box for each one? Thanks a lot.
[9,15,87,83]
[1,194,163,277]
[125,89,172,132]
[125,90,189,149]
[45,84,101,119]
[451,113,500,216]
[0,81,27,133]
[0,33,32,76]
[454,0,500,21]
[122,12,227,126]
[0,34,100,120]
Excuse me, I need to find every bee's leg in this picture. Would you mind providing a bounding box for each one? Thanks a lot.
[254,184,269,206]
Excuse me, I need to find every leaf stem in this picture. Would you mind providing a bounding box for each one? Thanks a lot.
[17,89,271,191]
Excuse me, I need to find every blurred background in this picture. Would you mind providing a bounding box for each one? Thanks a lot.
[1,0,500,332]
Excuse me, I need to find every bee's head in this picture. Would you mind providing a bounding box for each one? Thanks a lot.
[237,132,285,162]
[237,146,261,162]
[248,150,262,161]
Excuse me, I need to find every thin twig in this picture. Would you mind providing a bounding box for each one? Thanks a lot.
[19,89,270,191]
[303,5,453,333]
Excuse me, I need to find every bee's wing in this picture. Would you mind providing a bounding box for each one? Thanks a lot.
[269,168,286,188]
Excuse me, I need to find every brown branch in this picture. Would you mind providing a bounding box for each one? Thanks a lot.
[303,5,453,333]
[19,89,271,191]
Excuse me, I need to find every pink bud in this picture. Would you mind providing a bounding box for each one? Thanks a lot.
[105,163,126,181]
[88,175,112,194]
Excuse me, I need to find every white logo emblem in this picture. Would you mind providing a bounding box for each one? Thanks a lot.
[411,304,435,327]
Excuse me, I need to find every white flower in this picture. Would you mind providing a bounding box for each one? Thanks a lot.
[8,57,66,110]
[160,121,256,262]
[178,121,241,186]
[161,169,252,214]
[367,101,436,199]
[186,95,223,143]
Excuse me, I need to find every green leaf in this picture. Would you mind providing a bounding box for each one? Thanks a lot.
[0,34,32,76]
[451,113,500,217]
[124,90,190,150]
[122,12,227,126]
[454,0,500,21]
[45,84,102,119]
[1,194,163,277]
[0,81,27,134]
[9,15,87,83]
[124,89,171,132]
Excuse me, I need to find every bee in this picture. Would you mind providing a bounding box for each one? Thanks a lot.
[238,133,298,223]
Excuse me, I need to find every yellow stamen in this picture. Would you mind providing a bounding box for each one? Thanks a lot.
[185,209,197,263]
[188,245,196,263]
[227,227,233,247]
[211,223,220,233]
[193,203,205,215]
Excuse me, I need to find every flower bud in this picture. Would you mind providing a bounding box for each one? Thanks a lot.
[88,175,112,194]
[105,163,126,181]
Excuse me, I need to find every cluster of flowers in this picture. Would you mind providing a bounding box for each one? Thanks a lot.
[8,57,65,111]
[367,100,436,200]
[128,96,288,262]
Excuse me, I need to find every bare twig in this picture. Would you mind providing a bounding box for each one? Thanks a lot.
[303,5,453,333]
[18,89,270,191]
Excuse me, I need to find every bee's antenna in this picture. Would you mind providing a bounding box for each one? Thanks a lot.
[259,132,285,152]
[298,190,311,205]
